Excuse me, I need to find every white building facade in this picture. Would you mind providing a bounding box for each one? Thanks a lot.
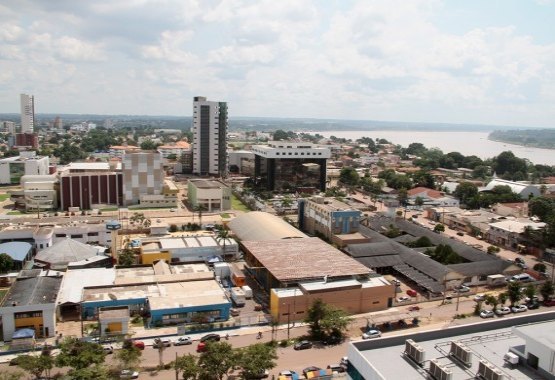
[20,94,35,133]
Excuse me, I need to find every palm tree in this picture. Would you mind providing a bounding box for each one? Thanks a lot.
[215,227,232,261]
[194,204,208,227]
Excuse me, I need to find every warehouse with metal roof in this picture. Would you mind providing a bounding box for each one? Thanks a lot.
[228,211,308,241]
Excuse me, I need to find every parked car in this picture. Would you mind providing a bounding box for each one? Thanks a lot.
[511,304,528,313]
[406,289,418,297]
[407,305,421,311]
[455,285,471,293]
[200,333,221,343]
[544,299,555,306]
[392,279,401,286]
[340,357,349,366]
[480,310,494,318]
[152,338,171,348]
[323,335,343,345]
[245,369,269,379]
[397,296,410,302]
[456,232,464,236]
[327,364,346,373]
[132,341,145,350]
[230,308,240,316]
[527,302,540,310]
[302,367,322,376]
[474,294,486,302]
[278,370,299,378]
[495,307,511,315]
[174,337,192,346]
[294,340,313,350]
[524,295,539,303]
[362,329,382,339]
[120,370,139,379]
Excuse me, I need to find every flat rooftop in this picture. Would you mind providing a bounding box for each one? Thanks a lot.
[144,281,229,310]
[242,237,370,283]
[189,179,226,189]
[1,274,62,307]
[353,316,555,380]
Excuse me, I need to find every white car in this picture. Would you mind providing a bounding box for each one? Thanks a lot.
[511,304,528,313]
[362,329,382,339]
[173,337,192,346]
[480,310,494,318]
[397,296,410,302]
[455,286,470,293]
[120,370,139,379]
[474,294,486,302]
[495,306,511,315]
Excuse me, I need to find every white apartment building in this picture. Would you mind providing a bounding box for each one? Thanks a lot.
[0,152,50,185]
[1,121,16,134]
[10,175,58,212]
[20,94,34,133]
[192,96,228,177]
[157,140,191,159]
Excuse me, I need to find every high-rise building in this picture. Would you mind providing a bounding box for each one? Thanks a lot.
[192,96,228,177]
[1,121,16,134]
[121,152,165,206]
[20,94,35,133]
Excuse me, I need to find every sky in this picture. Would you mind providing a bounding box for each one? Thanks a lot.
[1,0,555,128]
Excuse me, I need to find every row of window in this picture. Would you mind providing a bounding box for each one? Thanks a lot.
[275,152,323,156]
[15,311,42,319]
[55,232,99,238]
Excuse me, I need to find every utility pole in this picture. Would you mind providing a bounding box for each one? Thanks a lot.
[175,352,178,380]
[287,303,291,341]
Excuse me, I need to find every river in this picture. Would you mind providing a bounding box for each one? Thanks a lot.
[317,131,555,166]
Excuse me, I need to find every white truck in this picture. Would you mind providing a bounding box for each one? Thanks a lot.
[230,287,246,307]
[241,285,253,299]
[487,274,507,287]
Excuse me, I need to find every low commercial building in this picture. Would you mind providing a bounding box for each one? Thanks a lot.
[0,242,33,270]
[228,211,308,241]
[0,269,62,340]
[137,179,178,208]
[139,235,239,264]
[34,238,110,271]
[299,197,361,241]
[187,179,231,212]
[98,306,130,337]
[483,178,541,199]
[10,175,58,212]
[487,219,546,251]
[0,152,49,185]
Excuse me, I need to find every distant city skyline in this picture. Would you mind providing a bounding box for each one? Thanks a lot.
[1,1,555,128]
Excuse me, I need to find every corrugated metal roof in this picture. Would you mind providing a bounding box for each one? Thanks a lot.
[0,242,32,262]
[229,211,308,241]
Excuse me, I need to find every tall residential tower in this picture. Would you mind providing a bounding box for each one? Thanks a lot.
[192,96,228,177]
[20,93,35,133]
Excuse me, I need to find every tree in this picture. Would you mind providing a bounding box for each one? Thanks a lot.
[498,292,508,306]
[540,281,554,302]
[114,341,142,370]
[68,364,110,380]
[339,167,359,187]
[53,140,87,164]
[397,188,408,207]
[492,151,528,180]
[273,129,296,141]
[524,284,536,301]
[0,253,14,273]
[453,182,479,205]
[193,204,208,228]
[484,294,499,311]
[528,197,555,222]
[414,196,424,207]
[140,139,159,150]
[506,281,523,307]
[55,337,106,371]
[426,244,463,265]
[0,372,23,380]
[16,354,53,379]
[118,248,136,266]
[198,341,237,380]
[305,299,351,341]
[215,227,232,261]
[174,353,200,380]
[433,224,445,233]
[533,263,547,273]
[153,338,168,367]
[237,343,278,379]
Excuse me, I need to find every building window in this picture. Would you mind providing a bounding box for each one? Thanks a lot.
[71,234,83,239]
[55,234,66,238]
[15,311,43,319]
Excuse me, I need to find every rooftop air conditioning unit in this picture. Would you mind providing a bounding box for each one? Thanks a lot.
[429,359,453,380]
[405,339,426,365]
[477,359,504,380]
[450,341,473,366]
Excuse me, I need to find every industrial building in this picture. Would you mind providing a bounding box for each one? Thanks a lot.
[347,312,555,380]
[34,238,110,271]
[228,211,308,241]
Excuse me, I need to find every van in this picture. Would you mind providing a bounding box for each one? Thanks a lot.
[509,274,533,283]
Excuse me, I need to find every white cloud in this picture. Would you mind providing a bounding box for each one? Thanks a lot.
[0,0,553,127]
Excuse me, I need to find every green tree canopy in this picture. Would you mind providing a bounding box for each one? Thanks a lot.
[237,343,278,379]
[528,197,555,222]
[492,151,528,180]
[55,337,106,370]
[0,253,14,273]
[198,341,237,380]
[339,167,360,187]
[305,299,351,341]
[506,281,523,307]
[16,354,53,379]
[174,353,199,380]
[453,182,479,203]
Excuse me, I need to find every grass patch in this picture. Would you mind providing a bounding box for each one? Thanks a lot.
[231,194,250,212]
[100,207,119,211]
[220,213,231,219]
[0,194,10,202]
[0,288,9,303]
[7,211,22,215]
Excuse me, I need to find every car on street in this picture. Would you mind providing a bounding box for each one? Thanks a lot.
[474,294,486,302]
[397,296,410,302]
[406,289,418,297]
[303,367,322,376]
[323,335,343,345]
[527,302,540,310]
[456,232,464,236]
[278,370,299,378]
[455,285,471,293]
[407,305,421,311]
[294,340,313,350]
[524,295,539,303]
[392,279,401,286]
[362,329,382,339]
[230,308,240,316]
[495,306,511,315]
[340,357,349,366]
[511,304,528,313]
[174,337,192,346]
[120,370,139,379]
[132,341,145,350]
[544,299,555,306]
[200,333,221,343]
[152,338,172,348]
[480,310,494,318]
[327,364,346,373]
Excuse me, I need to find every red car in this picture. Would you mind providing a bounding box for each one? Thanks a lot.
[406,289,417,297]
[408,305,420,311]
[132,341,145,350]
[544,299,555,307]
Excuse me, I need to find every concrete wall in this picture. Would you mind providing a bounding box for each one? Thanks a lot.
[0,303,56,340]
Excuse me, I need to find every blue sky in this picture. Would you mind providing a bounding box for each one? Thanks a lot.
[0,0,554,128]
